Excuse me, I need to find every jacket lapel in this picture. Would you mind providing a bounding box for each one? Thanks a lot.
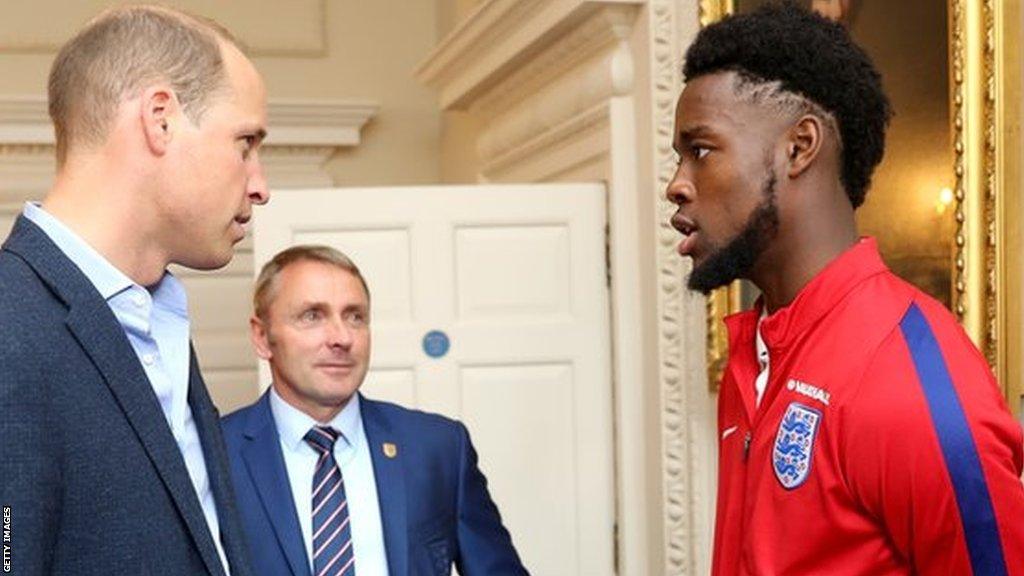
[5,217,227,576]
[188,349,253,576]
[361,396,409,576]
[241,392,311,576]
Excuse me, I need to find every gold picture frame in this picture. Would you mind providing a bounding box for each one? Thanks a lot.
[698,0,1022,417]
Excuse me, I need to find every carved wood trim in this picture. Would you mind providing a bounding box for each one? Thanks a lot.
[0,97,378,197]
[417,0,643,110]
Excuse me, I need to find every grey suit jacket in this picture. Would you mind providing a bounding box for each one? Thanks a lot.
[0,216,252,576]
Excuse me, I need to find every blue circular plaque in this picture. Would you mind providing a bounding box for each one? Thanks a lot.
[422,330,450,359]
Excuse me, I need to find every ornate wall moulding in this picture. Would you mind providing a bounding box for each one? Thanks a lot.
[950,0,1022,413]
[651,1,716,574]
[0,96,379,196]
[471,5,638,118]
[481,102,610,182]
[476,42,632,162]
[265,100,379,148]
[416,0,642,111]
[0,144,56,205]
[0,98,55,144]
[0,96,377,147]
[260,146,339,189]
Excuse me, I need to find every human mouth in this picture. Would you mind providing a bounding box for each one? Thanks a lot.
[316,362,356,373]
[671,213,700,257]
[231,214,251,240]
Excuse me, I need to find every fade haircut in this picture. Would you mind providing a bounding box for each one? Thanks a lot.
[48,5,242,166]
[254,245,371,323]
[683,1,892,208]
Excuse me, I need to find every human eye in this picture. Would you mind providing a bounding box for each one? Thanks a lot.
[674,140,711,165]
[298,308,323,323]
[344,309,368,328]
[239,130,267,159]
[239,135,257,158]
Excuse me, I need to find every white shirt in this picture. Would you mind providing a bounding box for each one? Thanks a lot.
[755,312,770,407]
[269,389,390,576]
[24,202,230,573]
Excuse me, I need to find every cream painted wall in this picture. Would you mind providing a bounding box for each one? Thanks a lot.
[439,0,483,32]
[0,1,443,411]
[257,1,441,186]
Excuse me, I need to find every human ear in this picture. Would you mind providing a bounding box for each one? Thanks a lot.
[140,86,178,156]
[785,114,824,179]
[250,316,274,360]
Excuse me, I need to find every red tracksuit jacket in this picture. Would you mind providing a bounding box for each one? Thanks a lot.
[711,238,1024,575]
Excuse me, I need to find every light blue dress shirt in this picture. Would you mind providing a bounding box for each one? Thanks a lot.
[269,388,390,576]
[23,203,230,574]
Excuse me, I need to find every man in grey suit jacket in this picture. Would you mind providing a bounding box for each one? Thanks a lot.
[0,6,269,575]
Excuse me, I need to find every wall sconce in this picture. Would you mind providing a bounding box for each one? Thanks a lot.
[936,186,954,215]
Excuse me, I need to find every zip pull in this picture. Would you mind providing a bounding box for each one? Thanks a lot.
[743,432,752,461]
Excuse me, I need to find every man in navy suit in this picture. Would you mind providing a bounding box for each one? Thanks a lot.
[0,6,268,575]
[222,245,528,576]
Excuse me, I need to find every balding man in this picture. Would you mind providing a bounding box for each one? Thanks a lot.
[0,6,269,575]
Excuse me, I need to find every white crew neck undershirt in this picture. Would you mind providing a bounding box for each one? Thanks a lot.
[755,312,769,407]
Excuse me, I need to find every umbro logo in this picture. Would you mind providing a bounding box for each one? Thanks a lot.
[786,378,830,406]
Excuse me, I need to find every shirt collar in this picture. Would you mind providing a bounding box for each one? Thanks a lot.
[755,311,769,369]
[23,202,133,300]
[725,237,888,350]
[22,202,187,314]
[760,237,887,348]
[269,386,363,453]
[149,271,189,317]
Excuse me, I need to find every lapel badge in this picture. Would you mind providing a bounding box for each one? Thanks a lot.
[382,442,398,459]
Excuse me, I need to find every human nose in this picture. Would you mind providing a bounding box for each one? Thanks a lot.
[666,163,694,206]
[325,317,353,349]
[247,151,270,205]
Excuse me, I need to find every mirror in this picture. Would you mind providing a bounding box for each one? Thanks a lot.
[698,0,1022,417]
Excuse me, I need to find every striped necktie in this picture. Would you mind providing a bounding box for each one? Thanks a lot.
[303,426,356,576]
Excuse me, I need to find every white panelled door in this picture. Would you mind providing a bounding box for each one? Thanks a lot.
[253,184,614,576]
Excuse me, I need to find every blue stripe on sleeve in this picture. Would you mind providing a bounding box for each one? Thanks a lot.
[899,303,1007,575]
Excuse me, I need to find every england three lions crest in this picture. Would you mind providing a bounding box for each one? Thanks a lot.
[773,403,822,489]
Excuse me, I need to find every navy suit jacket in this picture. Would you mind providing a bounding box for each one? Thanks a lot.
[0,216,252,576]
[222,391,528,576]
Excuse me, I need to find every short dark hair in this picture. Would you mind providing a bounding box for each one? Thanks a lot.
[683,2,892,208]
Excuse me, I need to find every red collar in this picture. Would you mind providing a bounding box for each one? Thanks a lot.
[724,237,889,352]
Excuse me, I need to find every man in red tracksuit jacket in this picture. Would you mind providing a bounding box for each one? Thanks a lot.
[667,4,1024,575]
